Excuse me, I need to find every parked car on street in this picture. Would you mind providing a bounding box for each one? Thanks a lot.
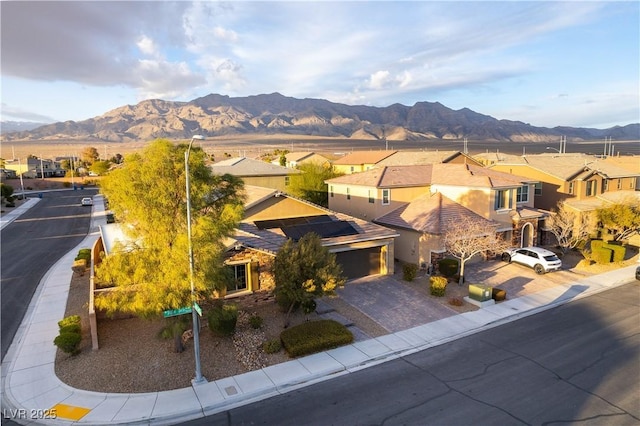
[635,266,640,281]
[501,247,562,274]
[81,197,93,206]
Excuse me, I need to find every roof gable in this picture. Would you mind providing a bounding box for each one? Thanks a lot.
[210,157,299,176]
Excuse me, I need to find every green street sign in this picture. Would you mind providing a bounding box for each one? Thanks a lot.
[194,302,202,317]
[162,306,191,318]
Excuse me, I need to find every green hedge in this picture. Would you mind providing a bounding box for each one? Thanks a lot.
[438,259,459,277]
[429,276,448,297]
[402,263,418,281]
[604,243,625,262]
[280,320,353,357]
[592,247,613,264]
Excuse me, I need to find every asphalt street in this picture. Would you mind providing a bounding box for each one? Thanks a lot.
[184,280,640,426]
[0,189,96,359]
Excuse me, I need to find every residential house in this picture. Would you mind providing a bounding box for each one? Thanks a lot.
[3,157,66,179]
[484,153,640,211]
[226,186,398,296]
[331,150,397,175]
[209,157,300,192]
[328,163,547,268]
[97,185,398,304]
[0,168,18,179]
[375,150,483,167]
[271,152,331,169]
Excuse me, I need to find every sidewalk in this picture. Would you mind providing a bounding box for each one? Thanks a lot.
[1,198,637,425]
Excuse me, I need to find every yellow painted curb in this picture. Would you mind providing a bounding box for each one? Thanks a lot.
[50,403,91,421]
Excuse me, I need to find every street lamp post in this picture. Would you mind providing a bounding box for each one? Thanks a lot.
[185,134,206,385]
[545,146,560,154]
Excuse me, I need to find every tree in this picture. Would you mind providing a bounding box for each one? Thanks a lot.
[597,200,640,242]
[81,146,100,165]
[273,233,345,327]
[546,202,590,254]
[95,139,245,318]
[443,216,510,285]
[288,163,344,207]
[90,160,110,175]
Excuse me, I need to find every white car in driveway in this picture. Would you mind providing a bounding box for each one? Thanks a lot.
[501,246,562,274]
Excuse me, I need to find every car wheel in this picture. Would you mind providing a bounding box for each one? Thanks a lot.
[534,264,545,275]
[501,253,511,263]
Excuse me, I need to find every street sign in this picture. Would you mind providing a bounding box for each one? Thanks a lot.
[162,306,191,318]
[193,302,203,317]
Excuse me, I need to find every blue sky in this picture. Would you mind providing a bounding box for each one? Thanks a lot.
[1,1,638,129]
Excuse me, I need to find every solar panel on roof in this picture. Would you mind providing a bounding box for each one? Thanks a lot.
[281,221,358,241]
[254,215,332,230]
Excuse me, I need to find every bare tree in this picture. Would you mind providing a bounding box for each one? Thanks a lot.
[546,202,590,254]
[443,216,510,285]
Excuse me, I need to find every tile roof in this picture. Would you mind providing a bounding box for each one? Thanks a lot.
[210,157,300,176]
[486,153,640,180]
[326,163,531,189]
[375,150,478,166]
[332,150,397,165]
[431,163,534,188]
[326,165,433,187]
[564,190,640,212]
[374,192,493,235]
[231,190,398,254]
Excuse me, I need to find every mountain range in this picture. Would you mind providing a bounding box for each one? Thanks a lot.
[1,93,638,143]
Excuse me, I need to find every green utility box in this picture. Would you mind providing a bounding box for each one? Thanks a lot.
[468,284,493,302]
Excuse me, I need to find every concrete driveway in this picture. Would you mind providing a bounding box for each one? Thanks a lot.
[335,257,585,334]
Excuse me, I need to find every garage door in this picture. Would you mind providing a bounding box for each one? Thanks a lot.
[335,247,382,280]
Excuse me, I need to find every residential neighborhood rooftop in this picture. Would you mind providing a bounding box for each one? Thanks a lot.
[210,157,300,176]
[331,150,397,165]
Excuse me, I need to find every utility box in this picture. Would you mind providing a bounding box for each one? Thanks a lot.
[468,284,492,302]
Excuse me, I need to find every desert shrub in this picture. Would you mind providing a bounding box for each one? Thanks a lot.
[429,276,448,297]
[589,239,604,250]
[54,315,82,355]
[492,288,507,301]
[249,314,264,329]
[59,324,81,334]
[58,315,81,329]
[75,248,91,262]
[402,263,419,281]
[280,320,353,357]
[71,259,87,275]
[448,296,464,306]
[63,181,72,188]
[438,259,459,278]
[207,304,238,336]
[54,332,82,355]
[262,339,282,354]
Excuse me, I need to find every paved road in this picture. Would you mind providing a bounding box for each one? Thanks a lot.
[184,280,639,426]
[0,189,96,359]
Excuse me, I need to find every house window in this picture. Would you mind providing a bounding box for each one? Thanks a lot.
[227,264,247,293]
[330,185,334,198]
[568,182,574,194]
[382,189,390,205]
[494,189,512,210]
[602,179,609,193]
[586,180,597,196]
[346,187,351,200]
[534,182,542,196]
[617,179,622,190]
[350,166,354,173]
[284,176,290,186]
[516,185,529,203]
[368,189,374,203]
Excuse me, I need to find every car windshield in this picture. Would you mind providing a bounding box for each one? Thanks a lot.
[544,255,559,261]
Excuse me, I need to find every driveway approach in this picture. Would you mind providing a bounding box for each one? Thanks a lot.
[336,257,591,334]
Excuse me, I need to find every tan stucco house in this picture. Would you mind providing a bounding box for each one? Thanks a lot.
[210,157,300,192]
